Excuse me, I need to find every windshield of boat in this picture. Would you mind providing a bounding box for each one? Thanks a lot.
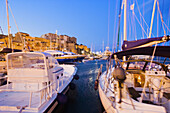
[123,61,164,71]
[46,56,59,69]
[8,53,45,69]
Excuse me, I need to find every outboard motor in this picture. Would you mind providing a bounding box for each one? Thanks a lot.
[112,66,126,103]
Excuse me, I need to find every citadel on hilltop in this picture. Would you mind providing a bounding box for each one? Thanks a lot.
[0,32,90,55]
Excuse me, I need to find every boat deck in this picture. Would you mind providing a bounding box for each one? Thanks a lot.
[0,91,40,108]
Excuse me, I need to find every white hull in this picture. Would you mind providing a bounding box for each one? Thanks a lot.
[41,65,77,113]
[98,70,167,113]
[99,82,116,113]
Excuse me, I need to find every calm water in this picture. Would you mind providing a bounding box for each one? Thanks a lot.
[53,60,107,113]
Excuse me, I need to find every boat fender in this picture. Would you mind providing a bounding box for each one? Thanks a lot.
[94,79,99,90]
[74,74,79,80]
[57,76,59,79]
[69,83,76,90]
[56,93,68,104]
[112,67,126,83]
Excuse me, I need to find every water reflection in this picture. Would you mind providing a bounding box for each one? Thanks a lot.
[53,60,107,113]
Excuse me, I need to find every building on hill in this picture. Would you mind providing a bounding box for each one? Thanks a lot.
[0,34,8,49]
[0,32,90,54]
[41,33,78,53]
[76,44,90,55]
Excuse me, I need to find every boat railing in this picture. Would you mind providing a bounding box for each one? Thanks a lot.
[0,79,63,109]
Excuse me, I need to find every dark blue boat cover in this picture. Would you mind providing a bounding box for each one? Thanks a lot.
[122,35,170,50]
[112,46,170,59]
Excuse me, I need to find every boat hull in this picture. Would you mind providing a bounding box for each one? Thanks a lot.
[98,82,116,113]
[98,68,167,113]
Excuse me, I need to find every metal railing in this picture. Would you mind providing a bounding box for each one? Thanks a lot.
[0,75,69,109]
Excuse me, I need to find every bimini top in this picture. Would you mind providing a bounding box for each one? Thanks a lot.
[7,51,52,58]
[112,46,170,59]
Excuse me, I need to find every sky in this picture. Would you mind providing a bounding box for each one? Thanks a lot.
[0,0,169,52]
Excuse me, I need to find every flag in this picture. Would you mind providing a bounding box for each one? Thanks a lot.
[130,3,135,10]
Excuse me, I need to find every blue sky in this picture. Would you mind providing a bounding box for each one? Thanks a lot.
[0,0,169,52]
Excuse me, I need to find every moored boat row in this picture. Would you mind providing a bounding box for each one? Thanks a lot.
[45,50,86,64]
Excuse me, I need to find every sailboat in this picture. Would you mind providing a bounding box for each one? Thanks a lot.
[0,0,22,75]
[96,0,170,113]
[0,0,22,53]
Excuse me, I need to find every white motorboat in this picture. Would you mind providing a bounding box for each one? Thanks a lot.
[45,50,78,64]
[0,52,77,113]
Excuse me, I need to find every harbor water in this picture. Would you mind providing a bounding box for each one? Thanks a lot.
[53,60,107,113]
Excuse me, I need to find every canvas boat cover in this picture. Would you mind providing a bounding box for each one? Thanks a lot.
[122,35,170,50]
[112,46,170,59]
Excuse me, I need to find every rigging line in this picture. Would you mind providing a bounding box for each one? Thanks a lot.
[134,0,150,34]
[162,22,170,33]
[131,10,136,40]
[0,26,8,47]
[168,7,170,34]
[149,43,157,71]
[116,0,123,52]
[128,7,131,40]
[112,0,118,52]
[143,0,145,39]
[156,0,166,36]
[132,0,137,40]
[135,0,144,39]
[149,0,156,38]
[133,13,149,37]
[107,0,110,48]
[141,43,158,102]
[8,4,24,49]
[157,4,159,37]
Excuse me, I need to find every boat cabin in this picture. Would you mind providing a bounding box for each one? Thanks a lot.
[6,52,63,91]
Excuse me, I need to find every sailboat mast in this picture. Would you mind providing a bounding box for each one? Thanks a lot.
[123,0,127,61]
[6,0,11,48]
[148,0,157,38]
[124,0,127,41]
[116,0,122,52]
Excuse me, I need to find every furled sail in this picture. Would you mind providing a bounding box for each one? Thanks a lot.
[112,46,170,59]
[122,35,170,50]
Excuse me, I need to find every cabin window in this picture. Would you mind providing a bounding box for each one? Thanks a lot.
[8,53,45,69]
[48,56,59,69]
